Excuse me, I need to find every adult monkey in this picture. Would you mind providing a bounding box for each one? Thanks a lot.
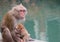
[1,4,29,42]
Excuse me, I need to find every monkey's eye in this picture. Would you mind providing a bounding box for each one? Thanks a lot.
[20,10,26,12]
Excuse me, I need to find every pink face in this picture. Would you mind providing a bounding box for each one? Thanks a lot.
[19,10,26,19]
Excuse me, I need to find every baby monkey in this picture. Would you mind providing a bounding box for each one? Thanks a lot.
[16,24,30,42]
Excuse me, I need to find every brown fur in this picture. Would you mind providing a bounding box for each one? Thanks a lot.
[1,12,21,42]
[16,24,30,41]
[1,4,28,42]
[2,13,14,31]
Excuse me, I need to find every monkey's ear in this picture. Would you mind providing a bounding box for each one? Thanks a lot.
[12,7,17,12]
[14,8,17,11]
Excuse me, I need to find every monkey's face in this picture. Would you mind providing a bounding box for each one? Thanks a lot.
[12,4,27,21]
[17,9,26,20]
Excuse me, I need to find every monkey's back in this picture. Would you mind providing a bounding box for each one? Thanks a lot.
[2,13,14,31]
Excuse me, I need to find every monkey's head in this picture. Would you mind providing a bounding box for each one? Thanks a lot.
[11,4,27,21]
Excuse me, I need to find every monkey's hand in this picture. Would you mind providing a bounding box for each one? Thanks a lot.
[1,26,8,33]
[20,34,24,39]
[11,30,22,42]
[14,28,24,39]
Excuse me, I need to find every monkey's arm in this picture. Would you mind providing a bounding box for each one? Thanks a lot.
[1,26,14,42]
[11,30,21,42]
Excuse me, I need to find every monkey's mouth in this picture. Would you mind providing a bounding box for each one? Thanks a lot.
[19,14,25,19]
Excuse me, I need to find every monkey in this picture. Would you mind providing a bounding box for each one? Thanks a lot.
[1,4,28,42]
[16,24,30,41]
[16,24,35,42]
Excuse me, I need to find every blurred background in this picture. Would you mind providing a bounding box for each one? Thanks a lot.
[0,0,60,42]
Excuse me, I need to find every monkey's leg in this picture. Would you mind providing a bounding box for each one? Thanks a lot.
[11,30,21,42]
[2,28,14,42]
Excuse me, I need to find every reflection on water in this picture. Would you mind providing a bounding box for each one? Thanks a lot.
[34,20,40,39]
[24,19,48,42]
